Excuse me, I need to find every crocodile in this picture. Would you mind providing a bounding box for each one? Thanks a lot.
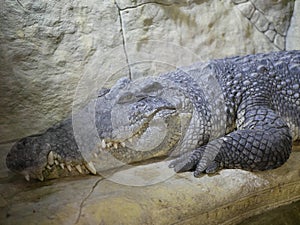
[6,50,300,181]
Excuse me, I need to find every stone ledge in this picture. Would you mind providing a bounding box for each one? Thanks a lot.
[0,149,299,225]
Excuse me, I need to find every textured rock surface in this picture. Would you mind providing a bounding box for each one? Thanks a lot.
[232,0,294,49]
[287,0,300,50]
[0,0,126,141]
[1,149,300,225]
[238,200,300,225]
[0,144,12,179]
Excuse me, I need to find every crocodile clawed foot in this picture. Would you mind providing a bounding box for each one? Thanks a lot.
[169,149,203,173]
[169,147,221,177]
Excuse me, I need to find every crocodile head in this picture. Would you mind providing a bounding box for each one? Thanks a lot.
[95,77,192,164]
[6,76,193,181]
[6,135,51,181]
[6,119,92,181]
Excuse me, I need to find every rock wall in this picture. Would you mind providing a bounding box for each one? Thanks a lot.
[0,0,125,142]
[0,0,299,175]
[287,0,300,49]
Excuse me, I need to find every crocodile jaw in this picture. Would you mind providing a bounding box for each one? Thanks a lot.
[6,135,96,181]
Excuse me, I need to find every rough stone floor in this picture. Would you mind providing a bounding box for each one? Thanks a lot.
[0,145,300,225]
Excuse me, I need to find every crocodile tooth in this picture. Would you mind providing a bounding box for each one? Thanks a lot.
[107,142,112,148]
[175,132,181,136]
[128,138,133,143]
[57,154,62,161]
[60,163,65,169]
[53,152,58,159]
[101,139,106,148]
[75,165,83,174]
[54,160,59,165]
[48,151,54,165]
[67,165,72,172]
[121,142,126,148]
[93,153,98,158]
[85,161,97,175]
[113,143,118,149]
[37,174,44,182]
[46,165,52,170]
[24,174,30,181]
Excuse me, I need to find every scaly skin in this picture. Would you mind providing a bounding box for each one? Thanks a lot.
[6,50,300,181]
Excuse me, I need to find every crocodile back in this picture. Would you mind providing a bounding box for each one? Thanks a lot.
[211,51,300,141]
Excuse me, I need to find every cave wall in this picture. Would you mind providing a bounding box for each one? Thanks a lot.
[0,0,299,176]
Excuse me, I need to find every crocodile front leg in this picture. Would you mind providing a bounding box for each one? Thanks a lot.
[170,106,293,177]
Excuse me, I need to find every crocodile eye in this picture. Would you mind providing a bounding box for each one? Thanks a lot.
[141,82,163,94]
[117,92,136,104]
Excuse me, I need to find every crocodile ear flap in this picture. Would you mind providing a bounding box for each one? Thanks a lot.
[141,81,164,94]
